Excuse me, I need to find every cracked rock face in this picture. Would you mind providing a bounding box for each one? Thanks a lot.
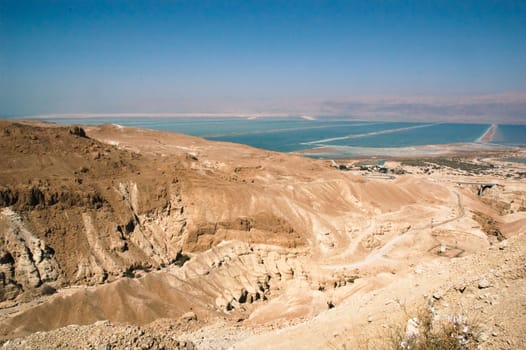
[0,208,60,300]
[0,178,190,301]
[0,122,192,301]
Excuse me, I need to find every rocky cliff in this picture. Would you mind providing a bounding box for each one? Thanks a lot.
[0,121,310,302]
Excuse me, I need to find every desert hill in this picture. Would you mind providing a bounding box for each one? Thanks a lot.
[0,120,525,349]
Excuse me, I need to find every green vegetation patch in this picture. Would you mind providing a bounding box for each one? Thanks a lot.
[401,158,493,173]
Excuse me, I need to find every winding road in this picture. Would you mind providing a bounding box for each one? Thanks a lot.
[323,190,465,270]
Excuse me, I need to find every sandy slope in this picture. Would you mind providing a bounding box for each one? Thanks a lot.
[0,121,525,348]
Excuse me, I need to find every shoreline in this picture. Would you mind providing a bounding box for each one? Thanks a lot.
[297,141,517,159]
[303,123,436,144]
[477,123,497,143]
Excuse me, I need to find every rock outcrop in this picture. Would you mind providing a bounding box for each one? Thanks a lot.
[0,121,305,301]
[0,208,60,301]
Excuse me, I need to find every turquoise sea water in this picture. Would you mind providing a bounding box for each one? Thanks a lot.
[32,117,526,157]
[493,125,526,146]
[502,158,526,163]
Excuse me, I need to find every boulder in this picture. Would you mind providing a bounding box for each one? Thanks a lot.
[478,278,491,289]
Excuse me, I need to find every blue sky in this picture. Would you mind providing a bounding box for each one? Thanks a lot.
[1,0,526,117]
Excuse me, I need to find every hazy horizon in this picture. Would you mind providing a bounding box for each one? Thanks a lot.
[1,1,526,123]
